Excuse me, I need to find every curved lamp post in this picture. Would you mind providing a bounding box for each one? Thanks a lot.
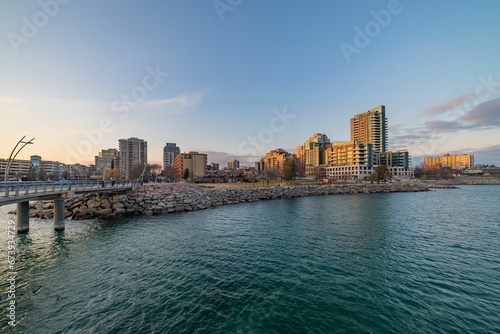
[4,135,35,181]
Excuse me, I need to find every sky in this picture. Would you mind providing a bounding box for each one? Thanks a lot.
[1,0,499,167]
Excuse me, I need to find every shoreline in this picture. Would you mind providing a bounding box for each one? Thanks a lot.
[421,177,500,186]
[22,182,453,220]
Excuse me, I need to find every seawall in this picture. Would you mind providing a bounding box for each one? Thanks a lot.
[25,182,435,220]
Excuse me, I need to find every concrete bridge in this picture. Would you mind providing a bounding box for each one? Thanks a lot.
[1,180,137,232]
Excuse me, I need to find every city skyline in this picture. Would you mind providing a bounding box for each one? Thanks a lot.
[1,1,500,166]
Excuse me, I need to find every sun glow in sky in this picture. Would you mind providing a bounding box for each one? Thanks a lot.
[1,0,499,166]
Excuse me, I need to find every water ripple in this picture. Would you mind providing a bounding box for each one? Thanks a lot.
[1,186,499,333]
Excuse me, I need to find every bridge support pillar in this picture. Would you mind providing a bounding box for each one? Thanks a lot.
[53,199,65,231]
[16,201,30,233]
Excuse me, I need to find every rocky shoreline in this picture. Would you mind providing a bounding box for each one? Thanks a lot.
[422,177,500,186]
[21,182,444,220]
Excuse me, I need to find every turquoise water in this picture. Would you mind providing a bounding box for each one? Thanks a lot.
[1,185,499,333]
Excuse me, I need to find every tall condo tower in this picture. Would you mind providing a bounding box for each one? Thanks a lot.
[119,137,148,178]
[350,105,387,154]
[163,143,180,170]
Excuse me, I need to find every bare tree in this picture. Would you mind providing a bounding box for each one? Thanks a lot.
[164,166,175,179]
[262,166,280,187]
[130,163,147,179]
[149,163,163,182]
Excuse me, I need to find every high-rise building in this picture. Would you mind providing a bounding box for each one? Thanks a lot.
[350,105,387,154]
[302,133,330,178]
[174,151,207,181]
[227,159,240,170]
[255,161,263,175]
[163,143,180,170]
[119,137,147,178]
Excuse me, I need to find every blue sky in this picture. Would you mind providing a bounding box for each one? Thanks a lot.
[1,0,499,167]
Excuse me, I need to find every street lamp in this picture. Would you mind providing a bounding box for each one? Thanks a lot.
[4,135,35,181]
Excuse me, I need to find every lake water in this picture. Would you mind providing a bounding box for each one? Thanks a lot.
[1,185,499,333]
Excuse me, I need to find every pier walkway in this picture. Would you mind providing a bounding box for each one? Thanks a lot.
[1,180,135,232]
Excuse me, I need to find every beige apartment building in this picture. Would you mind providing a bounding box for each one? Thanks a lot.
[325,141,373,167]
[174,151,207,181]
[324,141,374,180]
[301,133,330,178]
[424,154,474,170]
[261,149,295,175]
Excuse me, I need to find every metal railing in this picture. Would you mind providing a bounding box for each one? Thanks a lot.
[0,179,137,199]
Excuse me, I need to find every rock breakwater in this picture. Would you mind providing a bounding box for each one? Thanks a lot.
[423,177,500,186]
[25,182,432,220]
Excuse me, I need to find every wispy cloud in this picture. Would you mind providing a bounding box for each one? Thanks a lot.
[402,98,500,141]
[424,120,470,132]
[145,91,206,108]
[417,97,500,134]
[460,97,500,127]
[423,93,476,116]
[0,95,28,114]
[139,91,207,116]
[393,96,500,164]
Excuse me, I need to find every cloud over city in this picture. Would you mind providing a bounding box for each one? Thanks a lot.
[390,96,500,160]
[423,93,477,115]
[145,91,206,108]
[460,97,500,128]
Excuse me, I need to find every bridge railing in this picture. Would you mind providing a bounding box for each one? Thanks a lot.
[0,179,137,198]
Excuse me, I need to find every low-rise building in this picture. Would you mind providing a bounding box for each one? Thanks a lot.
[260,149,296,176]
[324,141,373,180]
[326,141,373,167]
[0,158,32,180]
[377,150,410,169]
[326,165,374,180]
[174,151,207,181]
[424,154,474,170]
